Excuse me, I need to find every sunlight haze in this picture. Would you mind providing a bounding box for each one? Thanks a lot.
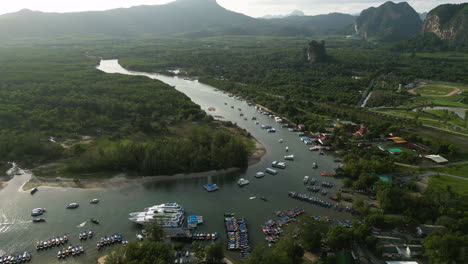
[1,0,466,17]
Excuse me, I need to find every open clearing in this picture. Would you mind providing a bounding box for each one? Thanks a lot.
[410,84,462,97]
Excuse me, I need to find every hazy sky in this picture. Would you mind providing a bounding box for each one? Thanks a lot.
[0,0,465,17]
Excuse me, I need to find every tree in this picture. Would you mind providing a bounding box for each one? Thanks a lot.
[300,219,325,251]
[423,233,468,264]
[146,223,165,242]
[326,226,353,250]
[205,243,224,264]
[105,241,174,264]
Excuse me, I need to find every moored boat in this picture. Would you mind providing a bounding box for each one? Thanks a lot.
[66,203,79,209]
[255,172,265,178]
[284,155,294,161]
[303,176,309,184]
[265,168,277,175]
[237,178,250,187]
[30,187,38,195]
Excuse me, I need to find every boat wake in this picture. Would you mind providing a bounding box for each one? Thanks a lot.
[77,221,87,228]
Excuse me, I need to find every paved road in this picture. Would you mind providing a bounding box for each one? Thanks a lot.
[419,171,467,181]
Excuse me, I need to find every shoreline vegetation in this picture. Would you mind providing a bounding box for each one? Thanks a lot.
[16,138,265,190]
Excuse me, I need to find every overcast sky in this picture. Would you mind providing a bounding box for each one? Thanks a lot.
[0,0,465,17]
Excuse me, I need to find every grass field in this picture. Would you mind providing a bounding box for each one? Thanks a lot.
[436,164,468,179]
[430,174,468,195]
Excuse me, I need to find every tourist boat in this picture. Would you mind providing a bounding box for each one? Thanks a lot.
[312,163,318,169]
[237,178,250,186]
[90,218,100,224]
[66,203,79,209]
[203,184,219,192]
[90,199,99,204]
[303,176,309,184]
[255,172,265,178]
[32,218,46,223]
[272,161,286,169]
[129,203,185,227]
[31,208,46,217]
[265,168,277,175]
[284,155,294,161]
[30,187,38,195]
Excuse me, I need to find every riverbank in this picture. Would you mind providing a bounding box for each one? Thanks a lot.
[21,139,266,191]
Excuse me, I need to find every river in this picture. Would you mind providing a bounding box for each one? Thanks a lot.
[0,60,349,263]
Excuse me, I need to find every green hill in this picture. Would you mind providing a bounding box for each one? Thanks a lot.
[355,1,422,41]
[423,3,468,44]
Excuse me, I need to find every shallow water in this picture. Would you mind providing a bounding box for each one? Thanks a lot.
[0,60,350,263]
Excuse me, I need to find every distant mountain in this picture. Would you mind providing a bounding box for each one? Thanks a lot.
[422,3,468,44]
[0,0,355,42]
[267,13,356,36]
[0,0,258,41]
[419,12,428,21]
[261,10,305,19]
[354,1,422,41]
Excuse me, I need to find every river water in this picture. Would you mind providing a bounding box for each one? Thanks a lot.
[0,60,349,263]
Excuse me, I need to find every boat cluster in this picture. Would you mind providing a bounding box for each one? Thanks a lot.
[288,192,334,208]
[79,230,93,240]
[262,208,304,245]
[57,245,84,259]
[321,181,334,188]
[312,216,353,228]
[190,232,219,241]
[96,234,124,250]
[224,213,250,257]
[0,252,31,264]
[35,235,69,250]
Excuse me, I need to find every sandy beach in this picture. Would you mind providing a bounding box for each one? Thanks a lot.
[18,139,266,191]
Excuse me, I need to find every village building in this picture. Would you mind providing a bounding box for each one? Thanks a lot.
[424,155,449,165]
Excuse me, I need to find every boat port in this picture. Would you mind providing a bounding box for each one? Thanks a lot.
[224,213,251,258]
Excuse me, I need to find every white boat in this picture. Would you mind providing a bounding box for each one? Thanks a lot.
[267,128,276,133]
[255,172,265,178]
[279,139,283,143]
[284,155,294,161]
[312,163,318,169]
[303,176,309,184]
[265,168,278,175]
[90,199,100,204]
[129,203,185,227]
[66,203,79,209]
[286,146,289,152]
[237,178,250,186]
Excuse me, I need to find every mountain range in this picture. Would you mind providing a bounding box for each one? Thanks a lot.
[0,0,354,42]
[0,0,466,45]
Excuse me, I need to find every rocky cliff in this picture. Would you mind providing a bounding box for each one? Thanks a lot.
[422,3,468,44]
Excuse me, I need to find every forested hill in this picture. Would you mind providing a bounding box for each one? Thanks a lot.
[0,0,355,42]
[355,1,422,41]
[423,3,468,44]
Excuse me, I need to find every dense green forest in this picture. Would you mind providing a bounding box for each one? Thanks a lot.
[0,47,251,175]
